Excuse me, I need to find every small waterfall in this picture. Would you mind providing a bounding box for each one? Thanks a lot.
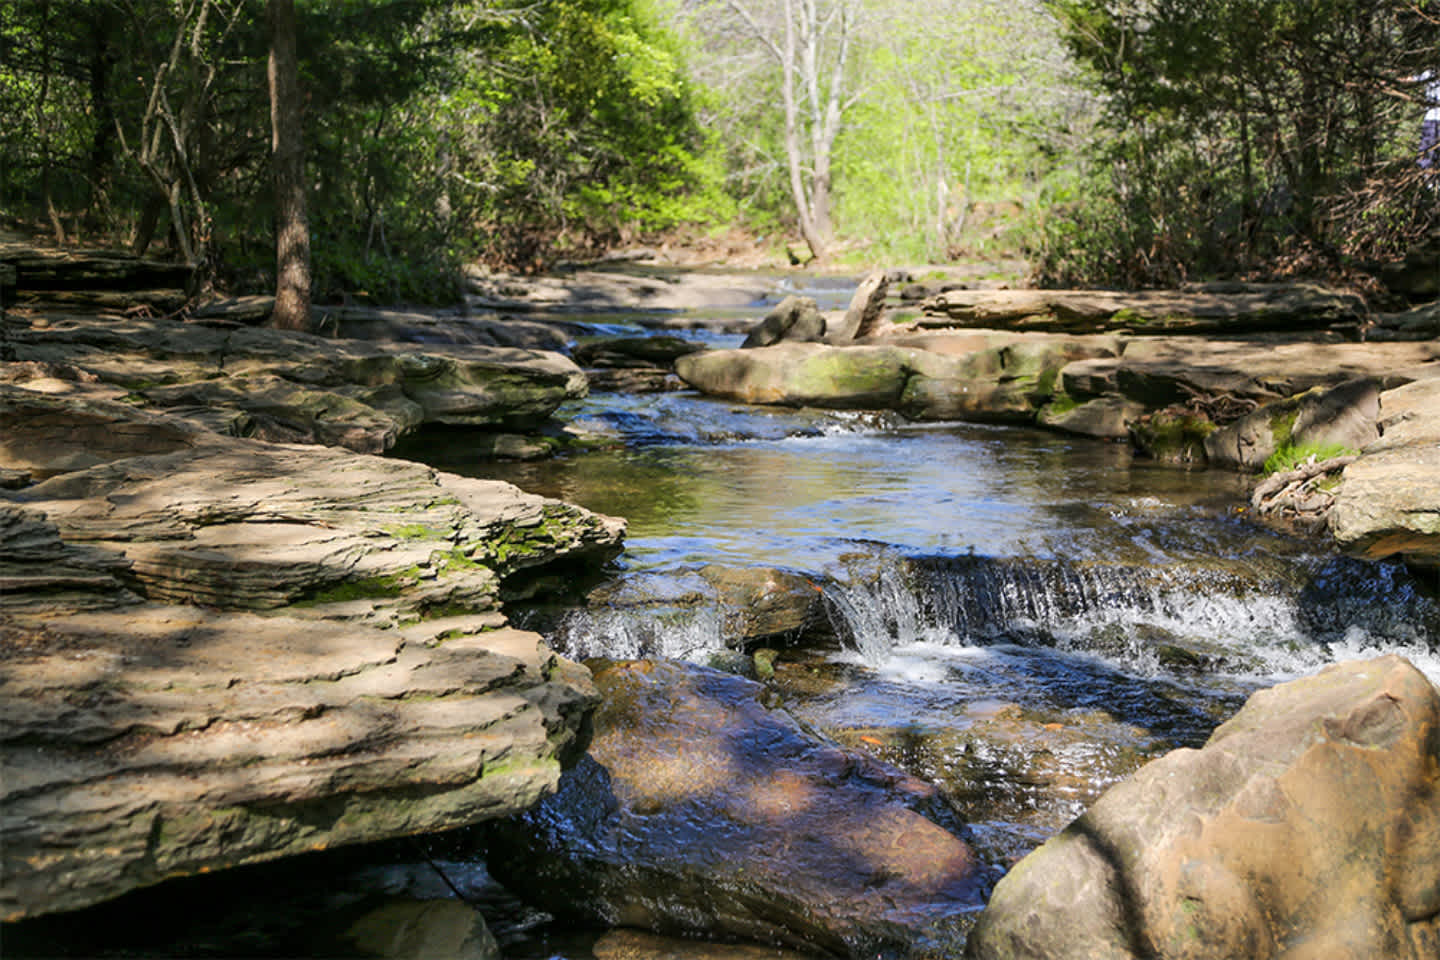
[824,551,1440,683]
[545,603,727,663]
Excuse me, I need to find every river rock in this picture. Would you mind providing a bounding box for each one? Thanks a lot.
[464,266,778,313]
[898,337,1118,424]
[1331,376,1440,564]
[574,336,708,369]
[742,295,827,348]
[1038,395,1149,439]
[828,270,890,342]
[4,424,622,614]
[0,496,612,921]
[677,342,920,409]
[565,565,829,658]
[965,655,1440,960]
[1204,378,1380,472]
[324,304,573,352]
[1369,300,1440,342]
[481,659,990,958]
[344,899,500,960]
[5,315,587,454]
[592,928,819,959]
[919,284,1365,335]
[0,386,624,920]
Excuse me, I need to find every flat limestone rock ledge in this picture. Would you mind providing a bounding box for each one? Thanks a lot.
[1331,377,1440,566]
[6,314,588,455]
[0,585,601,921]
[918,283,1365,335]
[0,393,625,920]
[675,332,1440,451]
[965,655,1440,960]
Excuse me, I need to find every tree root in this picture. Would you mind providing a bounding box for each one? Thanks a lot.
[1250,454,1359,533]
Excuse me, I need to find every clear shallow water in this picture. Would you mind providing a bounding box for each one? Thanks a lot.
[457,388,1440,884]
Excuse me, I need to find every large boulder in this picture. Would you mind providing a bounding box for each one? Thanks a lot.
[741,295,827,348]
[676,341,921,409]
[899,337,1118,424]
[481,659,991,958]
[1331,376,1440,564]
[1203,378,1380,473]
[965,655,1440,960]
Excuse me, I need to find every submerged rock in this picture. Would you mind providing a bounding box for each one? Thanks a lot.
[481,659,990,958]
[965,655,1440,959]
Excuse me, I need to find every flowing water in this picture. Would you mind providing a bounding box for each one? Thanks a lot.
[11,277,1439,958]
[455,366,1440,953]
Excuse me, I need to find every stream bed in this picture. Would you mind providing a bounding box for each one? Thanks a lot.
[9,278,1440,959]
[452,374,1440,955]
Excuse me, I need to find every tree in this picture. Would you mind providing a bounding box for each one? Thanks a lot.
[267,0,309,330]
[679,0,861,262]
[1039,0,1440,286]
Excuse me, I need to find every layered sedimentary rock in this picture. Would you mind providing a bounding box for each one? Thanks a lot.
[1331,377,1440,564]
[0,384,624,921]
[5,314,587,455]
[918,283,1365,335]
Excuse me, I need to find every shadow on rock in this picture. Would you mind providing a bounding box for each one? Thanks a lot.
[476,658,993,958]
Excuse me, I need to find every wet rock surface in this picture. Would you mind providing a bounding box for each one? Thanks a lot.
[965,655,1440,960]
[480,658,991,958]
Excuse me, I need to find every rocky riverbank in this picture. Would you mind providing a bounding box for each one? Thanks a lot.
[0,322,625,923]
[5,241,1439,956]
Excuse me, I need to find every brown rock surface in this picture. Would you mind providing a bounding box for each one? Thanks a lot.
[1331,376,1440,564]
[965,655,1440,960]
[6,314,587,454]
[0,388,624,921]
[919,283,1365,335]
[482,659,990,958]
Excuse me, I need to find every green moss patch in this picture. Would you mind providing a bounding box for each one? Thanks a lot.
[1262,442,1358,476]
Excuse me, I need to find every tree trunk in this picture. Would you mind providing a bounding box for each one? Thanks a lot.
[268,0,311,331]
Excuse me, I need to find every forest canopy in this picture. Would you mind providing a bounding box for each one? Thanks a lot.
[1,0,1436,300]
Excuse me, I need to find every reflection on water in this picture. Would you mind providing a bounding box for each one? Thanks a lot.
[473,393,1259,571]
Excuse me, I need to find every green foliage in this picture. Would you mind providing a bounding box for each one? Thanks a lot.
[1,0,727,300]
[1036,0,1440,287]
[1263,443,1359,476]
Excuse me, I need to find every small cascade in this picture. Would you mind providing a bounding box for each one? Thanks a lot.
[543,603,727,663]
[824,550,1440,684]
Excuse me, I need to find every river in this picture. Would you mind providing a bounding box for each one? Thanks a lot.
[9,272,1438,958]
[439,281,1440,954]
